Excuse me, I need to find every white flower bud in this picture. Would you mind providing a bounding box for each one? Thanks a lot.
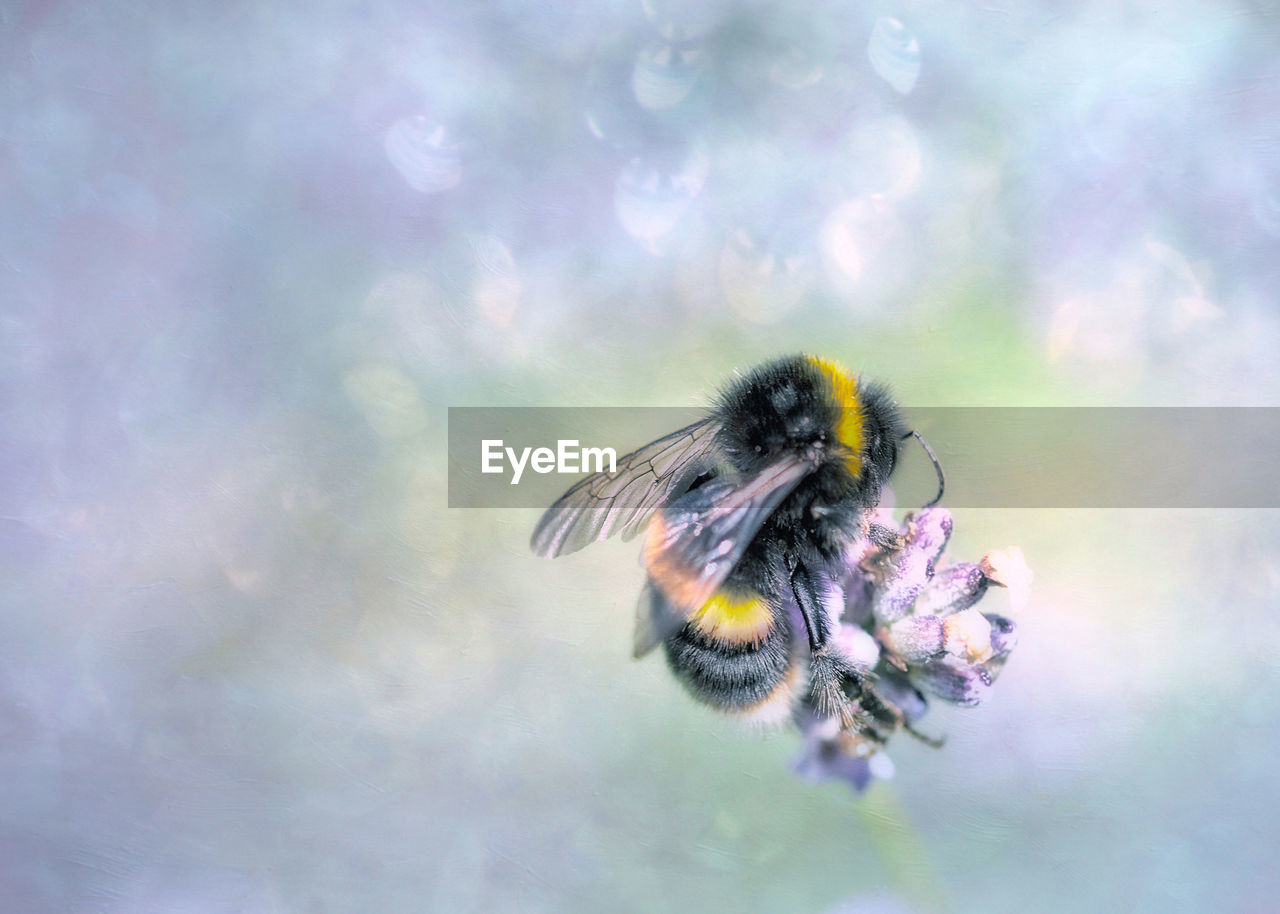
[942,608,993,663]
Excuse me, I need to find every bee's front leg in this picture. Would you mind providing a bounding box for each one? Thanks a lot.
[866,521,905,552]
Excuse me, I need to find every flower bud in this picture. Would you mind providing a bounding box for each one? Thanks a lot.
[886,615,944,664]
[914,562,988,617]
[834,623,882,670]
[985,613,1018,659]
[981,613,1018,679]
[870,508,953,624]
[942,608,993,664]
[980,547,1033,612]
[911,658,993,707]
[910,507,953,575]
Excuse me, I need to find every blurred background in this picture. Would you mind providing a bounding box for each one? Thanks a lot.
[4,1,1280,911]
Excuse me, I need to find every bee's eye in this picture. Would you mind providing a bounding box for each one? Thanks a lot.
[754,444,762,454]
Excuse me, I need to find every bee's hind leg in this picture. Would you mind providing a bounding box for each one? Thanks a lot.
[790,565,865,729]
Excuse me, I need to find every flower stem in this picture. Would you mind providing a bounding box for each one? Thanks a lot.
[855,785,950,913]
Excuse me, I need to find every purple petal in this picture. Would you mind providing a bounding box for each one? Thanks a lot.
[985,613,1018,658]
[980,613,1018,679]
[791,736,875,792]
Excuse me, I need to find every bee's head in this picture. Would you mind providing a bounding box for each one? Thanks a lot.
[716,357,905,489]
[714,355,847,473]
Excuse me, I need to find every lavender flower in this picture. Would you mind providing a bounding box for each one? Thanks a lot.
[791,507,1030,792]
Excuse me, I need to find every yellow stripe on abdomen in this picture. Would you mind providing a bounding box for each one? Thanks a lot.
[806,355,864,477]
[692,588,775,646]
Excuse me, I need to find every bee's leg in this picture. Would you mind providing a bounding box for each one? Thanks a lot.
[855,679,905,732]
[851,727,888,753]
[902,723,946,749]
[788,563,834,654]
[866,522,904,551]
[856,677,946,748]
[790,566,865,729]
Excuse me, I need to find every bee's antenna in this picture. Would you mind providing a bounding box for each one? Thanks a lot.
[901,429,945,508]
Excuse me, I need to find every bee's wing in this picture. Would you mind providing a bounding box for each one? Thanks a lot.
[632,579,690,659]
[634,581,675,660]
[644,454,812,617]
[530,418,722,558]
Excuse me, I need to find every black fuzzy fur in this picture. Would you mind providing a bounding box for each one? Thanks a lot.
[715,357,904,567]
[663,355,907,715]
[663,608,794,709]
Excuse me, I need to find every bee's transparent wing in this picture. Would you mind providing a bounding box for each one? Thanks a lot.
[645,455,812,617]
[632,579,688,659]
[530,418,722,558]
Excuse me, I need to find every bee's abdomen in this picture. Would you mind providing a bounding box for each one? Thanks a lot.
[663,599,799,723]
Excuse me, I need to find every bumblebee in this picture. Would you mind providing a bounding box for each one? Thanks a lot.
[531,355,942,734]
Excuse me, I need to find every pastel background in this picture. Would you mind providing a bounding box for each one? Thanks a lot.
[4,1,1279,912]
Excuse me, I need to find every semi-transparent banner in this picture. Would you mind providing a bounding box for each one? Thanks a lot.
[448,407,1280,508]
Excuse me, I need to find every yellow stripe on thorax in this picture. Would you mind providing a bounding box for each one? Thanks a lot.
[692,588,775,646]
[806,355,864,476]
